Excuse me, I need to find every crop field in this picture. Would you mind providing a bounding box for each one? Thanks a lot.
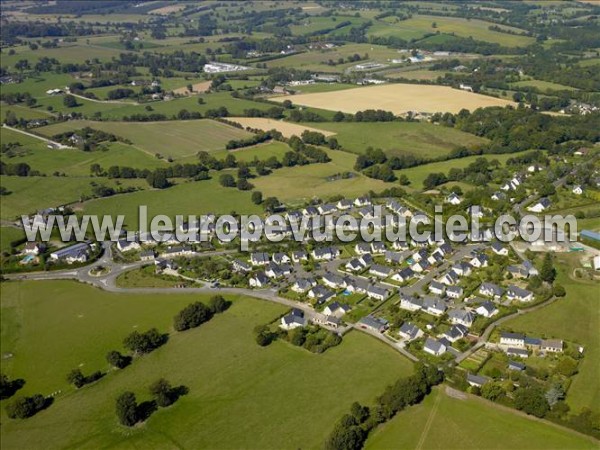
[37,119,252,159]
[365,387,597,449]
[511,79,579,92]
[82,176,263,227]
[227,117,336,138]
[0,280,412,450]
[251,149,388,205]
[272,83,515,115]
[385,69,449,81]
[172,80,212,95]
[311,121,488,158]
[505,254,600,415]
[368,15,535,47]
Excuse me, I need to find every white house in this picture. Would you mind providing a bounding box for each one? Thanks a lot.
[428,281,446,296]
[280,309,306,330]
[527,197,551,213]
[250,252,270,266]
[392,267,415,283]
[291,278,316,293]
[476,301,498,318]
[398,322,423,341]
[323,302,350,317]
[500,332,525,347]
[572,185,583,195]
[249,272,269,288]
[369,264,393,278]
[424,338,446,356]
[446,193,462,205]
[400,295,423,312]
[322,273,346,289]
[423,297,447,317]
[479,282,504,299]
[312,247,340,261]
[117,239,141,252]
[448,309,475,327]
[491,242,509,256]
[366,286,390,301]
[345,259,363,272]
[446,285,463,299]
[506,285,534,302]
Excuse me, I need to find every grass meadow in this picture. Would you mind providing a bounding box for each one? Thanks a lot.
[505,254,600,416]
[312,121,488,158]
[0,280,413,450]
[365,387,597,450]
[37,119,252,159]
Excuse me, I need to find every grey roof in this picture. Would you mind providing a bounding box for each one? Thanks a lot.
[507,285,533,298]
[446,285,463,295]
[370,264,392,276]
[399,322,421,339]
[477,301,497,314]
[429,281,445,291]
[359,315,389,330]
[501,332,525,340]
[423,297,447,312]
[251,252,270,263]
[448,309,474,323]
[424,338,445,353]
[508,360,526,370]
[467,373,489,386]
[367,285,389,297]
[51,242,89,258]
[397,267,415,279]
[507,347,528,356]
[252,272,269,284]
[480,282,504,296]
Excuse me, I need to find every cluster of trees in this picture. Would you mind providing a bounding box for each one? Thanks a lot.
[106,88,135,100]
[173,296,231,332]
[5,394,53,420]
[332,109,396,123]
[116,378,188,427]
[325,364,444,450]
[0,91,36,106]
[54,127,125,151]
[123,328,168,356]
[353,147,397,182]
[66,368,104,389]
[0,373,25,400]
[254,323,342,353]
[0,161,39,177]
[226,130,275,150]
[242,106,285,119]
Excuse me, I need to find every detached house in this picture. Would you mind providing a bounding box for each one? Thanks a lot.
[385,251,404,264]
[232,259,252,273]
[446,286,463,299]
[346,258,363,272]
[369,264,393,278]
[355,242,372,255]
[272,252,290,264]
[249,272,269,288]
[491,242,509,256]
[250,252,270,266]
[506,285,534,302]
[280,309,306,330]
[479,282,504,300]
[336,199,353,210]
[392,267,415,283]
[500,332,525,347]
[312,247,340,261]
[323,302,350,317]
[443,324,468,342]
[354,196,371,207]
[400,295,423,312]
[476,301,498,318]
[292,278,316,293]
[358,315,389,333]
[527,197,551,213]
[446,193,462,205]
[470,253,489,268]
[322,273,346,289]
[292,250,308,263]
[448,309,475,327]
[398,322,423,341]
[424,338,446,356]
[429,281,446,296]
[423,297,447,316]
[366,286,390,301]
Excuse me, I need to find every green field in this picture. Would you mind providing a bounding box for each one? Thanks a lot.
[365,387,597,449]
[83,175,262,227]
[311,122,489,158]
[251,149,388,205]
[0,176,146,220]
[1,128,167,176]
[0,227,25,253]
[511,79,578,92]
[0,280,413,450]
[395,151,529,189]
[37,119,252,159]
[368,15,534,47]
[505,254,600,415]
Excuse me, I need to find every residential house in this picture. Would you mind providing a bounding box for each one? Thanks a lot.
[345,258,363,272]
[318,204,337,215]
[424,338,446,356]
[541,339,563,353]
[506,347,529,359]
[429,281,446,296]
[467,373,489,388]
[358,206,376,219]
[446,286,463,299]
[476,301,498,318]
[411,260,430,273]
[323,302,350,317]
[398,322,423,341]
[369,264,393,278]
[491,191,507,201]
[479,282,504,299]
[322,273,346,289]
[354,196,371,207]
[250,252,270,266]
[446,193,462,205]
[292,250,308,263]
[232,259,251,273]
[366,285,390,301]
[308,285,335,304]
[358,253,373,268]
[470,253,489,268]
[392,240,410,251]
[249,272,269,288]
[280,309,306,330]
[355,242,372,255]
[506,285,534,302]
[50,242,90,263]
[358,315,389,333]
[527,197,551,213]
[392,267,415,283]
[265,262,284,279]
[500,332,525,347]
[292,278,316,293]
[467,205,485,219]
[117,239,141,252]
[452,262,472,277]
[522,260,539,277]
[138,249,155,262]
[400,295,423,312]
[385,250,404,264]
[572,185,583,195]
[312,247,339,261]
[440,270,459,286]
[412,248,428,262]
[448,309,475,327]
[302,206,319,217]
[443,324,469,342]
[491,242,509,256]
[508,361,526,371]
[423,297,447,317]
[23,242,45,255]
[272,252,290,264]
[336,199,353,210]
[371,242,386,254]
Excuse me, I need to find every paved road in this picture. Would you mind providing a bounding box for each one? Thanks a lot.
[2,124,73,149]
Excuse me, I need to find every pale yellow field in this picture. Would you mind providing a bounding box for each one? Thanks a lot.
[227,117,336,138]
[271,84,515,114]
[148,4,186,15]
[173,81,212,95]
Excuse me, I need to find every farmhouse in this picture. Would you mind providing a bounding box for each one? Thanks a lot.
[358,315,389,333]
[541,339,564,353]
[398,322,423,341]
[424,338,446,356]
